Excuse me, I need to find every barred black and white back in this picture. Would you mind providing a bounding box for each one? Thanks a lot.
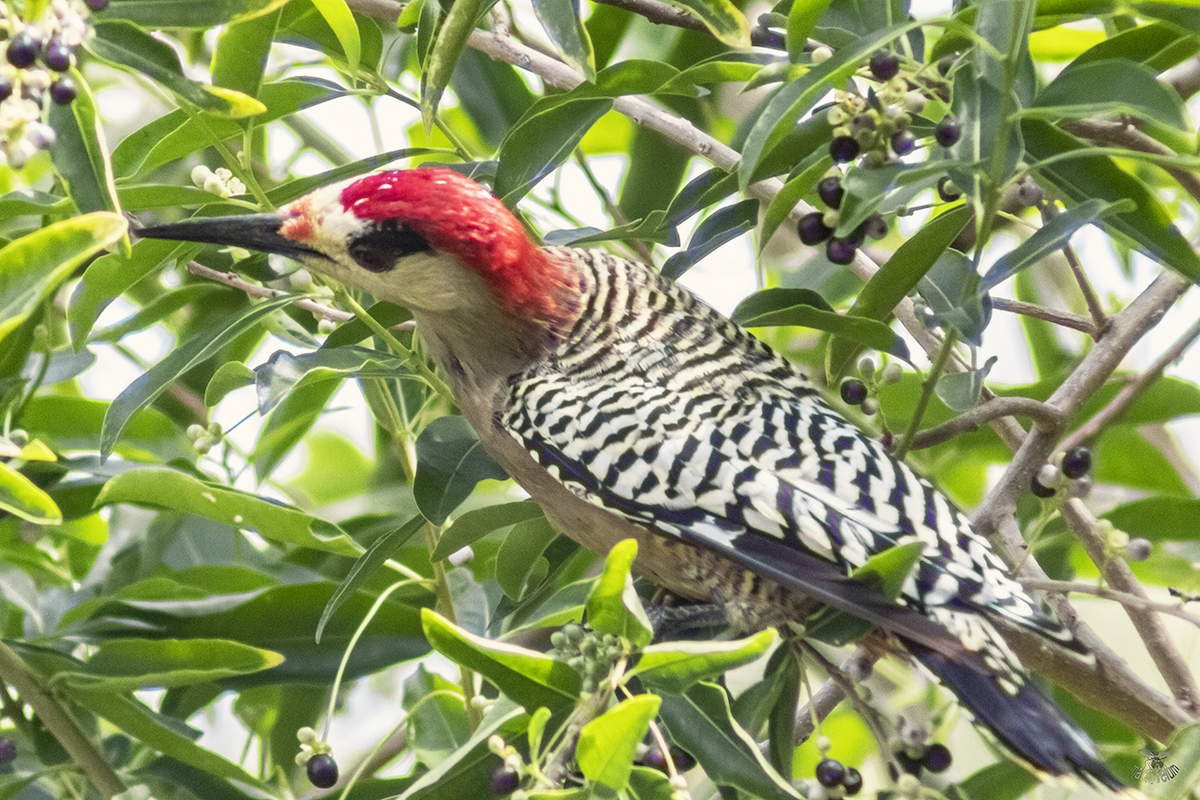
[501,248,1123,789]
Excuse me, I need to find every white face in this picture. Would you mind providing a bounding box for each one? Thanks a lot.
[276,175,493,315]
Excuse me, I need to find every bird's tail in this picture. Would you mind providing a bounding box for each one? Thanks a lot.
[911,645,1127,792]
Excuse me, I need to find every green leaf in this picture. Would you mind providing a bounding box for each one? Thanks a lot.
[982,199,1126,289]
[826,205,972,381]
[585,539,653,647]
[0,462,63,525]
[954,761,1038,800]
[578,695,661,791]
[95,467,365,557]
[1022,118,1200,282]
[1102,498,1200,543]
[662,199,759,280]
[1028,59,1187,130]
[918,250,990,346]
[67,638,283,691]
[496,516,560,601]
[835,161,950,238]
[760,151,830,253]
[21,396,192,463]
[89,21,266,118]
[532,0,595,80]
[630,631,776,692]
[309,0,360,73]
[403,666,471,767]
[1070,21,1200,72]
[658,683,802,799]
[421,0,481,130]
[935,356,997,412]
[48,72,122,217]
[100,295,294,459]
[733,288,911,363]
[0,213,127,346]
[850,540,924,601]
[317,515,426,642]
[105,0,292,28]
[496,98,613,203]
[433,500,545,560]
[395,699,526,800]
[670,0,751,47]
[413,416,509,525]
[421,609,581,710]
[211,7,280,99]
[205,361,256,407]
[788,0,835,61]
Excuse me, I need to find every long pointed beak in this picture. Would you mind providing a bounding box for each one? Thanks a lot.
[138,212,323,261]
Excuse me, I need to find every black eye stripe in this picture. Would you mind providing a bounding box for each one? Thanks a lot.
[348,222,431,273]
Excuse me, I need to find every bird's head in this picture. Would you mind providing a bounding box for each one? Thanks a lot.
[140,168,578,380]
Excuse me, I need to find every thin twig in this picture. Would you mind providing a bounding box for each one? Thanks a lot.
[1019,578,1200,628]
[1059,499,1199,713]
[1062,315,1200,452]
[790,647,878,745]
[908,396,1063,450]
[1058,239,1109,334]
[988,296,1096,335]
[1065,118,1200,208]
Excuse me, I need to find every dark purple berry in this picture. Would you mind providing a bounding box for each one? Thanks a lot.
[817,176,844,209]
[830,135,860,163]
[50,78,77,105]
[815,758,847,787]
[41,38,73,72]
[7,29,41,69]
[935,114,962,147]
[1061,446,1091,480]
[896,749,924,775]
[937,54,955,76]
[1031,473,1057,499]
[922,743,952,773]
[0,76,13,102]
[490,766,519,795]
[0,736,15,765]
[891,129,916,155]
[937,176,962,202]
[85,0,110,9]
[798,212,833,246]
[306,753,338,788]
[843,767,863,795]
[864,214,888,239]
[841,378,868,406]
[1127,537,1152,562]
[827,237,857,265]
[869,51,900,80]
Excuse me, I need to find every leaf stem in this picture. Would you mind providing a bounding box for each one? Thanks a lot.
[894,329,958,460]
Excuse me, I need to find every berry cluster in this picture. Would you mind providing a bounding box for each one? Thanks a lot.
[0,0,104,169]
[814,757,863,797]
[798,172,889,264]
[186,422,223,456]
[821,49,961,171]
[890,742,952,778]
[1030,445,1091,498]
[550,623,624,694]
[838,358,903,417]
[295,726,338,788]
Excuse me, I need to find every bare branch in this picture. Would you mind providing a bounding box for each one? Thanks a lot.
[1062,315,1200,452]
[1059,499,1200,713]
[988,296,1096,335]
[909,397,1063,450]
[1065,118,1200,207]
[1019,578,1200,629]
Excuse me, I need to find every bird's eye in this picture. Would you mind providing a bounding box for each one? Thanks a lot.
[348,224,431,273]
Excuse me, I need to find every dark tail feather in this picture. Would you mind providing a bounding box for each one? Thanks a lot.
[911,645,1126,792]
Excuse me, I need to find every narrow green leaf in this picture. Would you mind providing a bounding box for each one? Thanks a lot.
[317,515,426,642]
[670,0,751,47]
[630,631,776,692]
[532,0,595,80]
[211,7,281,99]
[662,199,759,280]
[919,250,990,346]
[788,0,834,61]
[205,361,256,407]
[936,356,997,412]
[89,21,266,118]
[105,0,292,28]
[759,152,830,253]
[496,98,611,203]
[982,199,1127,289]
[422,0,481,130]
[1029,60,1187,129]
[0,213,127,346]
[578,695,661,791]
[585,539,653,647]
[310,0,361,74]
[827,205,972,381]
[50,71,123,219]
[421,609,581,709]
[433,500,544,560]
[1102,498,1200,543]
[0,463,63,525]
[1070,21,1200,72]
[68,638,284,691]
[733,289,911,363]
[95,467,365,557]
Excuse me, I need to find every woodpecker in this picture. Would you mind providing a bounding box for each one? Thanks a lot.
[141,167,1126,791]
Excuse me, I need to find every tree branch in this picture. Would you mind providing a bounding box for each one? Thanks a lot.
[1019,578,1200,629]
[908,397,1063,450]
[989,297,1097,336]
